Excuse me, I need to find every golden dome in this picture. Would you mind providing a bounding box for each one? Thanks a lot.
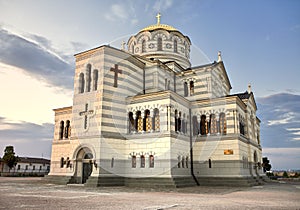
[140,13,178,32]
[140,24,177,32]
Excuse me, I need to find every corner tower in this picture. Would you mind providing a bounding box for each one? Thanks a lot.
[127,13,191,69]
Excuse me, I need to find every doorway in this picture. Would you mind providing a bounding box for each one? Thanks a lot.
[82,153,93,184]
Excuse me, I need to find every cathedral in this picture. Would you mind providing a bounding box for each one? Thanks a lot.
[46,14,265,187]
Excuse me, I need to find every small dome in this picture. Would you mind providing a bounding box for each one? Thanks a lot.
[140,23,178,32]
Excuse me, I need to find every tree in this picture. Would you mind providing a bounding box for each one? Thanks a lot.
[283,171,289,178]
[2,146,19,172]
[262,157,272,173]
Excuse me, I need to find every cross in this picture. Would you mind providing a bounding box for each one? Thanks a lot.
[121,40,126,51]
[110,64,122,87]
[156,13,161,25]
[79,103,94,129]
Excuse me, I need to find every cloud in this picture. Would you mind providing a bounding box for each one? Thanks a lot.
[257,93,300,148]
[104,4,129,22]
[153,0,173,12]
[0,116,53,158]
[286,128,300,141]
[263,147,300,170]
[0,27,74,90]
[290,24,300,31]
[267,112,295,126]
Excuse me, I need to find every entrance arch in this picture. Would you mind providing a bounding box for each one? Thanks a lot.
[82,153,93,184]
[75,147,94,184]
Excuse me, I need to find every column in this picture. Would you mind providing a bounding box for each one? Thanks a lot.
[206,114,210,135]
[197,115,201,136]
[233,110,237,134]
[216,115,220,135]
[167,106,171,131]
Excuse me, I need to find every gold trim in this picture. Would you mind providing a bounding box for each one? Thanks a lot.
[140,23,177,32]
[140,13,177,32]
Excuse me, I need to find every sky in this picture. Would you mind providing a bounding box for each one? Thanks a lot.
[0,0,299,170]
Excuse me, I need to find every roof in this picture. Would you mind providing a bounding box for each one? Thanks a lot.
[231,91,252,100]
[229,91,258,110]
[140,23,178,32]
[18,157,50,164]
[186,61,218,71]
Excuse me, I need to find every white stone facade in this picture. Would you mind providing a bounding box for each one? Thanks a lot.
[48,16,264,187]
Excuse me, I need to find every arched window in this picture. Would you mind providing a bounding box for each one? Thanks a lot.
[178,112,182,132]
[64,120,70,138]
[149,155,154,168]
[253,151,258,162]
[174,39,178,53]
[157,37,162,51]
[239,116,245,135]
[219,113,226,134]
[111,158,114,168]
[79,73,85,93]
[184,82,188,97]
[142,40,146,53]
[177,156,181,168]
[209,114,217,134]
[190,81,194,95]
[193,116,199,136]
[59,121,64,139]
[86,64,91,92]
[140,155,145,168]
[186,156,189,168]
[165,78,168,90]
[93,69,98,91]
[182,114,186,134]
[66,157,70,168]
[60,157,64,168]
[128,112,135,133]
[175,110,178,132]
[143,109,151,132]
[181,156,185,168]
[132,156,136,168]
[132,45,134,54]
[153,108,160,131]
[136,111,142,132]
[200,115,207,135]
[208,159,212,168]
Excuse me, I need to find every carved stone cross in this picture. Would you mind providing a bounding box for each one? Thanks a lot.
[79,103,94,129]
[110,64,122,87]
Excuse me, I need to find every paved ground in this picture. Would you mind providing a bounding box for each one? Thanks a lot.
[0,177,299,210]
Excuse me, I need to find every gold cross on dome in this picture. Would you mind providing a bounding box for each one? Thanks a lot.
[156,13,161,25]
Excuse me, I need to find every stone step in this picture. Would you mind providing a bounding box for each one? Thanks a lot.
[196,177,260,187]
[85,176,125,187]
[125,177,197,188]
[43,175,73,185]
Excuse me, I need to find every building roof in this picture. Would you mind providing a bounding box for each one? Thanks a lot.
[229,90,258,111]
[230,91,252,100]
[140,23,178,32]
[18,157,50,164]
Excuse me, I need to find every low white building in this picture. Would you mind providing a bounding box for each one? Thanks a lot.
[0,157,50,176]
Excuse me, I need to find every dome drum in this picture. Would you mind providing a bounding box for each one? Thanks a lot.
[127,29,191,69]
